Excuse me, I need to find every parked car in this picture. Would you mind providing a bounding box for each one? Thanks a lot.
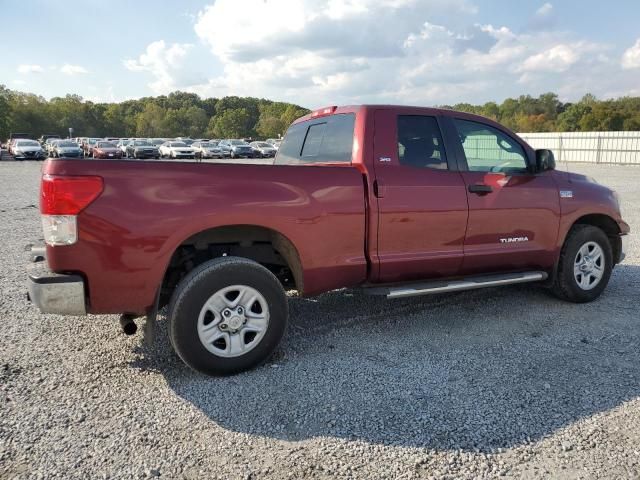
[12,139,45,160]
[7,133,32,155]
[44,138,62,157]
[92,141,123,159]
[81,138,102,157]
[265,138,281,150]
[192,141,224,159]
[116,139,129,156]
[27,104,630,377]
[125,140,160,159]
[148,138,167,148]
[219,139,255,158]
[52,140,83,158]
[159,141,196,159]
[250,141,277,158]
[39,134,61,146]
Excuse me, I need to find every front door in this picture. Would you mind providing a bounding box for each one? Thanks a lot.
[447,116,561,274]
[373,109,469,283]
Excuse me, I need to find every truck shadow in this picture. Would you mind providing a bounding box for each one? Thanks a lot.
[132,264,640,451]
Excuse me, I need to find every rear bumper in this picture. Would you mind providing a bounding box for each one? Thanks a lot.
[27,248,86,315]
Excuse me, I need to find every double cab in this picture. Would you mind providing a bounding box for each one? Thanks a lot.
[28,105,630,375]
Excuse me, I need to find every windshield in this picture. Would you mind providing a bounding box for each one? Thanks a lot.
[97,142,115,148]
[171,142,187,147]
[255,142,272,148]
[134,141,151,146]
[200,143,216,148]
[230,140,247,146]
[58,142,77,148]
[16,140,39,147]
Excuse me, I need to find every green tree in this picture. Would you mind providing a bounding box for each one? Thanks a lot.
[210,108,252,138]
[0,85,12,140]
[136,104,167,137]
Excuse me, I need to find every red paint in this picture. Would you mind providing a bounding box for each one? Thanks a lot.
[41,105,629,315]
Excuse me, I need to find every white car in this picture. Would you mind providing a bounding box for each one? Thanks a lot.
[116,140,129,156]
[265,138,282,150]
[192,141,224,159]
[159,141,196,159]
[12,139,45,160]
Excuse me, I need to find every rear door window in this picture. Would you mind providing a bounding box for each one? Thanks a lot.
[276,113,355,165]
[397,115,448,170]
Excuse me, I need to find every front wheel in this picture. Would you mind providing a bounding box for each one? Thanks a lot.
[550,225,613,303]
[168,257,288,375]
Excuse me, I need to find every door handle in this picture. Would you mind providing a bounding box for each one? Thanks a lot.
[373,179,385,198]
[468,184,493,195]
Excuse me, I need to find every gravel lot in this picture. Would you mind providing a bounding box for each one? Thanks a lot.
[1,161,639,479]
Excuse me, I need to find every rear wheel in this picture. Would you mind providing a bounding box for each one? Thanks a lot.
[551,225,613,303]
[168,257,288,375]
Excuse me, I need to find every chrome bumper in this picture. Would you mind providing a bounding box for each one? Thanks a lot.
[27,247,86,315]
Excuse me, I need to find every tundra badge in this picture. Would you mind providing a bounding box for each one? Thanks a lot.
[500,236,529,244]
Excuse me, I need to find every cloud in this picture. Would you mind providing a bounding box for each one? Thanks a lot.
[17,64,43,74]
[60,64,89,75]
[518,44,579,73]
[119,1,638,106]
[622,39,640,69]
[536,3,553,16]
[124,40,206,94]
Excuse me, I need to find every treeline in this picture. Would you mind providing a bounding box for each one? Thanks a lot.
[0,85,309,140]
[443,93,640,132]
[2,86,640,141]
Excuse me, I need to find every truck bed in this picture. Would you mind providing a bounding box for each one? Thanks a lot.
[43,159,368,314]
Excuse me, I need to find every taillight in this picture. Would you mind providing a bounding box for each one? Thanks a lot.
[41,175,103,215]
[40,175,103,246]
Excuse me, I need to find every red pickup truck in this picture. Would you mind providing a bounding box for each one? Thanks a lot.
[28,105,630,375]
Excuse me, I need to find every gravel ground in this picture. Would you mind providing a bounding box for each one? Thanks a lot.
[1,161,639,480]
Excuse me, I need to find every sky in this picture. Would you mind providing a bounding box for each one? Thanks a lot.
[1,0,640,108]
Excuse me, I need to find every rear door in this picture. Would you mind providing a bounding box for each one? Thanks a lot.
[372,109,468,283]
[443,115,560,273]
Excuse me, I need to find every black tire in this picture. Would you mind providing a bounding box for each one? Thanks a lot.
[550,225,613,303]
[167,256,288,375]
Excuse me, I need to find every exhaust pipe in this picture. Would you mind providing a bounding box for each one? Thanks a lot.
[119,314,137,336]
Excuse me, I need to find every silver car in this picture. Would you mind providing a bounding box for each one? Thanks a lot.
[192,141,224,159]
[250,141,277,158]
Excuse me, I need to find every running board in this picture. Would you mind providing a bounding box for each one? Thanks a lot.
[365,271,548,299]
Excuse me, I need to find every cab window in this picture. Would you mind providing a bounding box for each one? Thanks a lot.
[397,116,448,170]
[453,119,528,173]
[276,113,355,165]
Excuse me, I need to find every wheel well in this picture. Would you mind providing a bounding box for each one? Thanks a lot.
[159,226,303,307]
[572,214,622,263]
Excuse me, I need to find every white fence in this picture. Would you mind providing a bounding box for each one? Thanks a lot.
[518,132,640,165]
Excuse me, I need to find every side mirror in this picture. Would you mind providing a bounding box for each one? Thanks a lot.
[535,149,556,172]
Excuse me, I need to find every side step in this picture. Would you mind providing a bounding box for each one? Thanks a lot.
[365,271,548,299]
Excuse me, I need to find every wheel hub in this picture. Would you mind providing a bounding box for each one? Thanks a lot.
[220,306,247,332]
[197,285,270,358]
[580,256,595,272]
